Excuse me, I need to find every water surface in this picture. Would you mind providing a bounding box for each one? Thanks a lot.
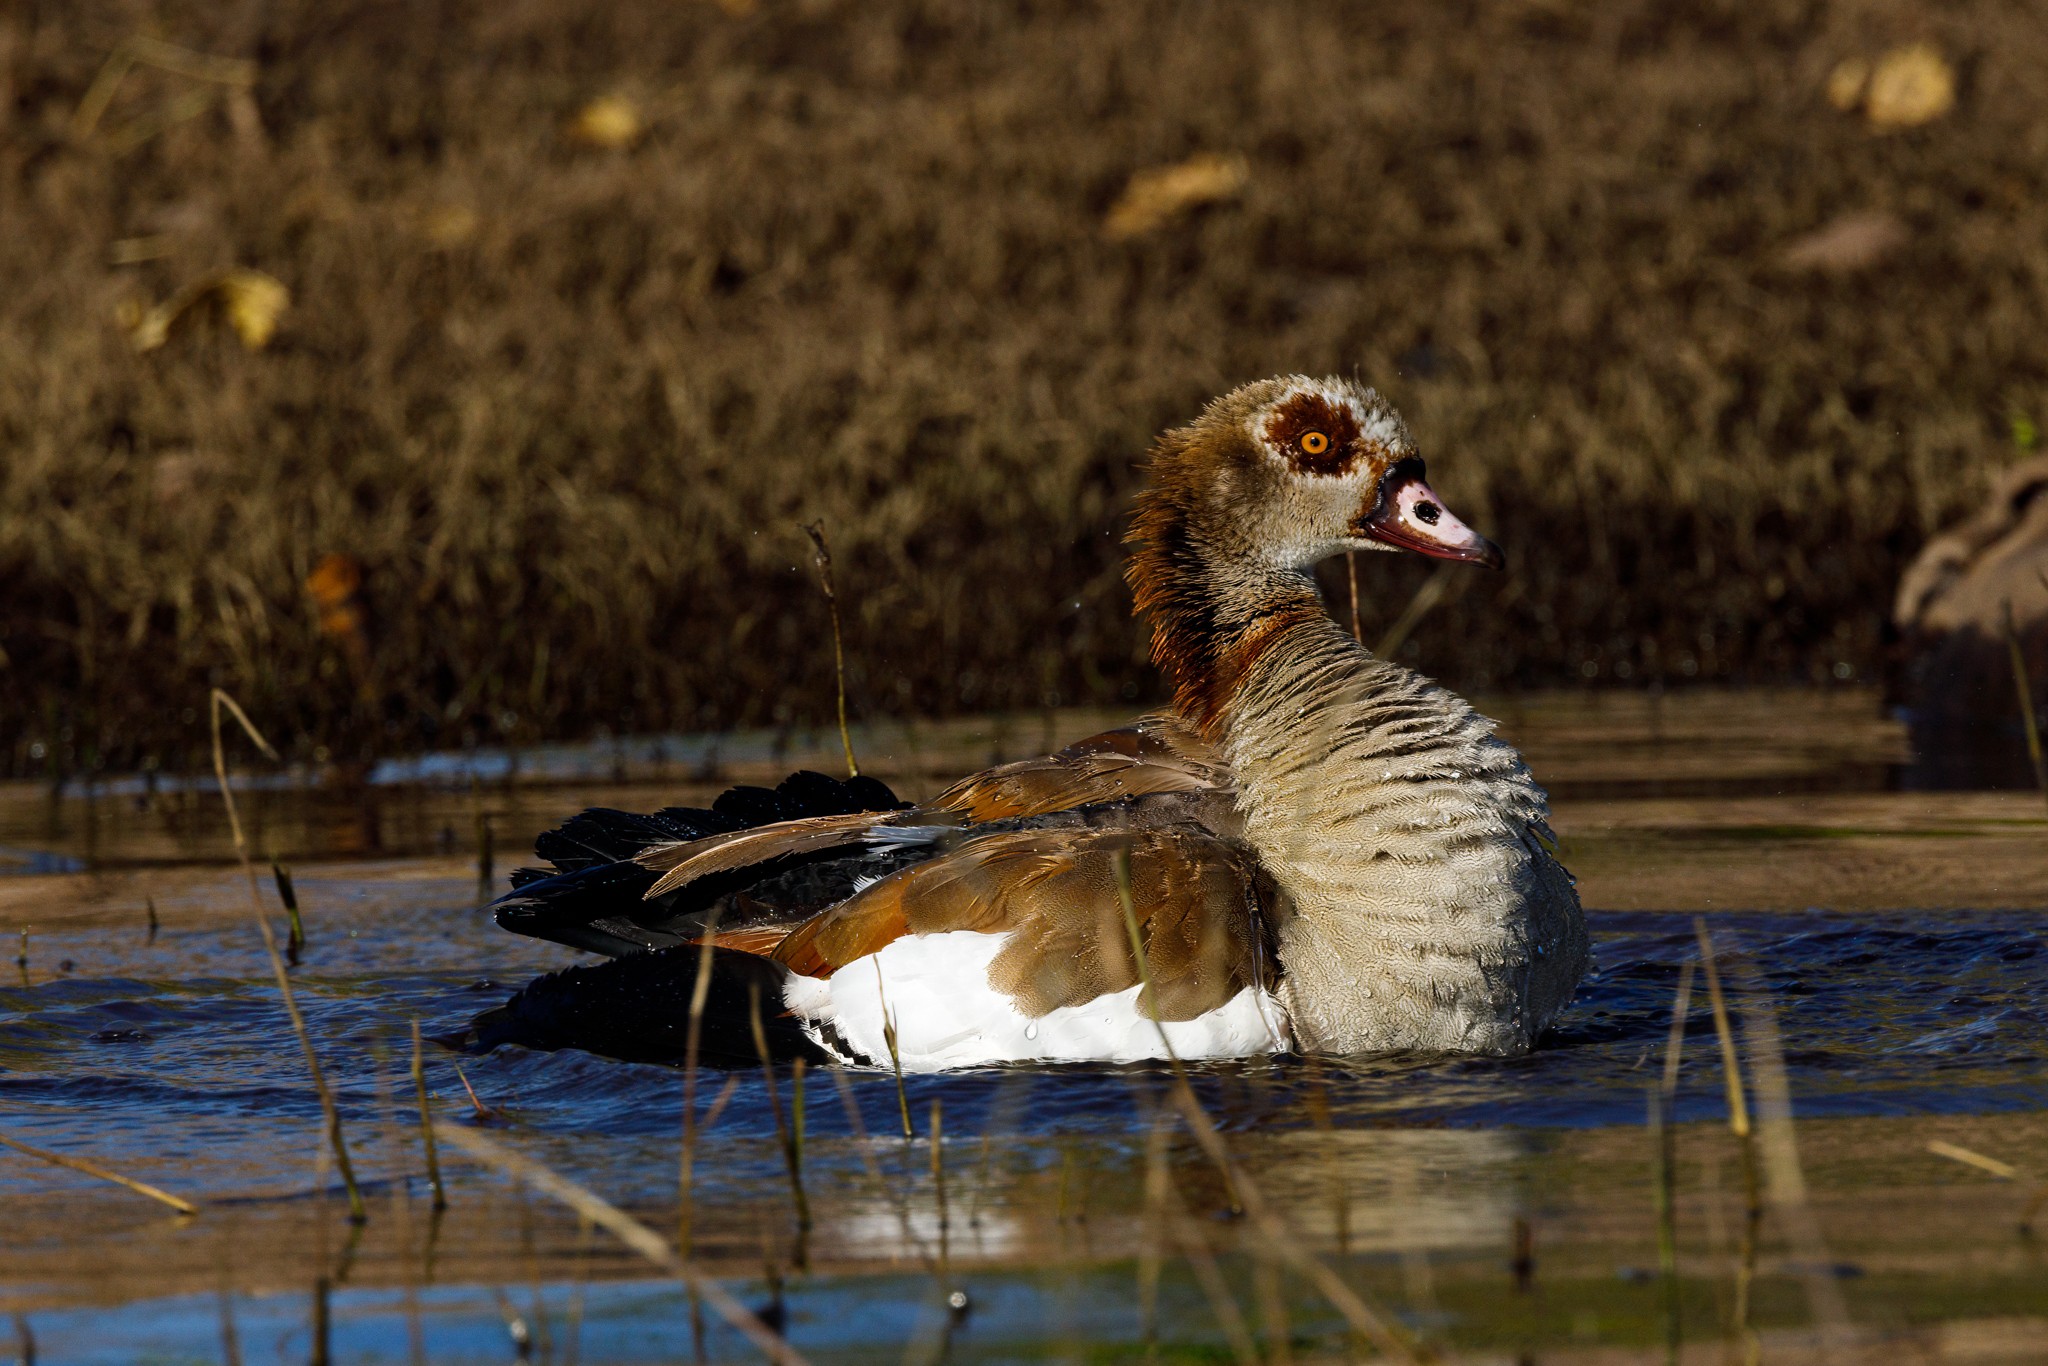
[3,690,2045,1362]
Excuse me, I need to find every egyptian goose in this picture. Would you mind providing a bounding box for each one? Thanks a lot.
[1892,454,2048,785]
[468,376,1589,1068]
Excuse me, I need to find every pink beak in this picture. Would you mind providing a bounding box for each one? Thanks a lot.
[1355,459,1504,570]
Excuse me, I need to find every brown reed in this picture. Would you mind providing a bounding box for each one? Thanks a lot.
[1693,919,1759,1358]
[802,521,859,779]
[270,862,303,964]
[210,689,365,1223]
[435,1122,808,1366]
[873,960,914,1140]
[1655,960,1695,1362]
[748,982,812,1236]
[451,1062,498,1122]
[1111,850,1422,1362]
[0,1130,199,1216]
[678,906,725,1256]
[409,1018,447,1212]
[2002,601,2048,814]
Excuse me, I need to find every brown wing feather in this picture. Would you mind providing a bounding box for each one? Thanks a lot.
[769,826,1274,1022]
[635,716,1229,902]
[927,716,1230,822]
[637,811,889,896]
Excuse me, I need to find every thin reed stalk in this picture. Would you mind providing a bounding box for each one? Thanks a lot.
[1925,1140,2048,1233]
[1648,1086,1679,1365]
[215,1274,241,1366]
[367,1038,429,1366]
[0,1131,198,1215]
[683,1074,739,1366]
[562,1214,594,1366]
[794,1060,808,1195]
[1111,854,1422,1363]
[929,1097,952,1300]
[435,1122,808,1366]
[1373,562,1456,660]
[802,521,859,779]
[209,689,364,1224]
[748,982,812,1236]
[1693,919,1757,1358]
[827,1065,938,1269]
[410,1019,447,1212]
[1301,1058,1352,1253]
[1160,1170,1261,1366]
[311,1277,331,1366]
[1737,987,1856,1346]
[873,959,914,1138]
[2001,600,2048,814]
[1253,1254,1294,1366]
[271,862,304,964]
[1654,960,1693,1365]
[452,1062,498,1121]
[679,907,724,1256]
[1137,1114,1169,1351]
[1345,553,1363,642]
[476,812,495,899]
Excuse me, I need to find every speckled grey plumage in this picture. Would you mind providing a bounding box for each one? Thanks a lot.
[1224,614,1589,1055]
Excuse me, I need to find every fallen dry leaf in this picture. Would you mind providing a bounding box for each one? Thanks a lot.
[569,95,643,149]
[1104,153,1249,240]
[1824,57,1869,112]
[217,269,289,349]
[1778,211,1908,274]
[1865,44,1955,130]
[123,268,289,352]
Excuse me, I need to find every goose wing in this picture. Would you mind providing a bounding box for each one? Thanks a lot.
[634,714,1232,899]
[924,713,1230,821]
[752,823,1277,1023]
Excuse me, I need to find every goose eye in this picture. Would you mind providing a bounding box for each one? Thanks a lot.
[1300,431,1329,456]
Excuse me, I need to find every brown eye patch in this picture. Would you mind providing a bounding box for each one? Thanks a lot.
[1264,392,1362,476]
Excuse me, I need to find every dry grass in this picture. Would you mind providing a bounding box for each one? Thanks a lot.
[2,0,2045,774]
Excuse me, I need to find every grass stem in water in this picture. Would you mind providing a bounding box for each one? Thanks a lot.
[749,982,812,1238]
[1112,851,1419,1362]
[410,1018,447,1212]
[210,689,365,1224]
[0,1131,198,1215]
[802,520,860,779]
[873,959,914,1138]
[679,906,723,1256]
[435,1122,808,1366]
[1693,919,1757,1356]
[271,862,303,963]
[2002,599,2048,815]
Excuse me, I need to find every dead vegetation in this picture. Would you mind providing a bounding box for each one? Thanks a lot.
[1,0,2044,774]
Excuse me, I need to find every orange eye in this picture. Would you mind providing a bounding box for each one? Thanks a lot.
[1300,431,1329,456]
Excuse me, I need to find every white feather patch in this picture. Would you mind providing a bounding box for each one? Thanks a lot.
[783,929,1291,1070]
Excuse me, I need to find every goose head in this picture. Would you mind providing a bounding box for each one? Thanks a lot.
[1140,375,1501,574]
[1128,376,1503,729]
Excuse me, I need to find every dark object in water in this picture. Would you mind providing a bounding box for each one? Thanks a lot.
[1893,454,2048,788]
[455,945,833,1066]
